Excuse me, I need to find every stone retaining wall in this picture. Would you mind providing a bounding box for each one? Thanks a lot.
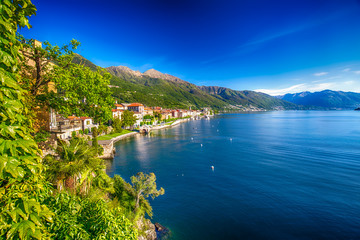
[98,132,139,159]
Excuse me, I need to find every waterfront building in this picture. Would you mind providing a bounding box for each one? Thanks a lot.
[144,107,154,116]
[50,115,98,139]
[127,103,144,113]
[115,103,126,110]
[112,109,124,119]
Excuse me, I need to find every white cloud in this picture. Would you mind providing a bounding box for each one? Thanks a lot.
[353,70,360,74]
[343,68,351,72]
[312,80,324,83]
[255,82,335,96]
[255,84,306,96]
[313,72,328,77]
[307,82,335,91]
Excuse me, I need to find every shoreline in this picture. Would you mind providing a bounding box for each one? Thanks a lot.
[152,118,191,130]
[99,117,204,159]
[98,131,139,159]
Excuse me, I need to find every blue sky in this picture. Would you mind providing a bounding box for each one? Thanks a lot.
[21,0,360,95]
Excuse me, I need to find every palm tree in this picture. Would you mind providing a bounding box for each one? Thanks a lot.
[44,138,107,195]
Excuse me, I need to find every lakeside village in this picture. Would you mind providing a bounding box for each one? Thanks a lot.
[45,102,212,157]
[52,103,210,139]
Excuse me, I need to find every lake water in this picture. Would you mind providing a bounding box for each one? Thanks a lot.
[106,111,360,240]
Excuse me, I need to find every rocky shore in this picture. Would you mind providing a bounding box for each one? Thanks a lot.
[136,217,170,240]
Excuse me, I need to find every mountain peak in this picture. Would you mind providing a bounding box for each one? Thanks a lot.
[144,69,161,75]
[143,68,184,83]
[106,65,142,78]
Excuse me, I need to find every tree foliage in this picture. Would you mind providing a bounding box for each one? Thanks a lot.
[113,175,153,218]
[91,127,103,156]
[0,1,53,239]
[51,64,113,123]
[112,117,123,133]
[18,37,113,123]
[43,138,110,195]
[154,112,162,121]
[18,36,80,97]
[131,172,164,211]
[45,192,138,240]
[121,110,137,128]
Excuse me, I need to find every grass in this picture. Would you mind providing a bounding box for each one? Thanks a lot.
[165,122,174,126]
[97,129,133,140]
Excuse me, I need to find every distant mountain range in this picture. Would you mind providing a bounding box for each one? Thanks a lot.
[198,86,298,110]
[73,54,360,110]
[104,64,300,110]
[277,90,360,109]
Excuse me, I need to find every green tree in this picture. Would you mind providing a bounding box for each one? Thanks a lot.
[154,112,162,121]
[143,114,153,120]
[130,172,164,211]
[121,110,137,129]
[97,124,107,135]
[18,37,80,97]
[112,118,123,133]
[91,127,103,156]
[43,138,109,195]
[0,1,53,238]
[51,65,114,123]
[18,37,114,124]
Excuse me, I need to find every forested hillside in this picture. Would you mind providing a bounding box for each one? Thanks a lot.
[199,86,300,110]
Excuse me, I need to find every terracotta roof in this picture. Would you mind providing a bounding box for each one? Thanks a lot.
[68,116,81,120]
[112,109,124,112]
[128,103,144,107]
[115,103,124,107]
[80,117,91,120]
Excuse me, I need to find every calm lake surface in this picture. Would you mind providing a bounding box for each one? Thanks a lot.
[107,111,360,240]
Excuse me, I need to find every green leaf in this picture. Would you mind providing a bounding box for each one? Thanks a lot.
[18,220,36,239]
[29,213,41,226]
[0,48,14,67]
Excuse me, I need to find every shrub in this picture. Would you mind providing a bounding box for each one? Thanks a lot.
[46,192,138,239]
